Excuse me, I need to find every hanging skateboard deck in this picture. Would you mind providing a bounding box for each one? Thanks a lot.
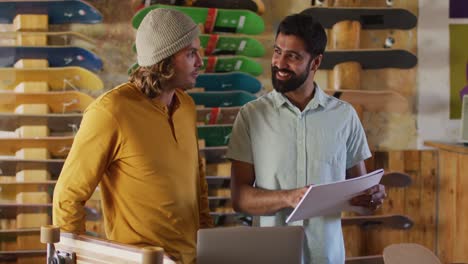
[0,0,102,24]
[0,67,103,91]
[189,91,256,108]
[196,72,262,93]
[342,214,413,230]
[0,159,64,178]
[0,31,96,47]
[132,4,265,35]
[380,172,412,188]
[202,56,262,76]
[132,34,265,57]
[0,46,103,72]
[0,91,94,113]
[129,56,263,76]
[321,49,417,70]
[0,113,82,133]
[301,7,417,29]
[132,0,265,15]
[197,125,232,147]
[0,137,73,158]
[200,146,228,163]
[197,107,240,125]
[327,89,409,113]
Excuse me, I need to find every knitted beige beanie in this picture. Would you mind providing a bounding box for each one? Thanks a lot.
[136,8,199,66]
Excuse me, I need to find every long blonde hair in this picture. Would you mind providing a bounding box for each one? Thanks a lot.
[128,56,175,99]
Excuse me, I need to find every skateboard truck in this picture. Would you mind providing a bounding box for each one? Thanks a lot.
[41,225,76,264]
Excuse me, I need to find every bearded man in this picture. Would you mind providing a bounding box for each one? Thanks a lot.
[226,13,386,264]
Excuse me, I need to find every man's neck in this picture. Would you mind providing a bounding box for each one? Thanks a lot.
[153,88,176,110]
[283,82,316,112]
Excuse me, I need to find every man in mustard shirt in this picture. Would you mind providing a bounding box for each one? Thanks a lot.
[53,9,213,263]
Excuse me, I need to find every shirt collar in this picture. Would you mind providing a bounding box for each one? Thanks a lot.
[271,82,328,110]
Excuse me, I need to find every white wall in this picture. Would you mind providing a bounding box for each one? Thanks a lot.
[418,0,461,148]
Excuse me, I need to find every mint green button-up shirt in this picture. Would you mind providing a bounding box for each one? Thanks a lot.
[226,84,371,264]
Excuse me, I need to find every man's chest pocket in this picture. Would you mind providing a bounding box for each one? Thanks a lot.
[308,132,346,164]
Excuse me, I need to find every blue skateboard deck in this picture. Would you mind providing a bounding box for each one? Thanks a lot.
[0,46,103,72]
[196,72,262,93]
[0,0,102,24]
[189,91,256,107]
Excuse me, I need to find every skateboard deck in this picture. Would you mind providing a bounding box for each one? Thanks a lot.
[196,72,262,93]
[301,7,417,29]
[198,125,232,147]
[0,31,96,47]
[342,214,413,230]
[0,113,82,133]
[0,91,95,113]
[199,34,265,57]
[133,0,265,15]
[132,34,265,57]
[0,46,103,72]
[328,89,409,113]
[320,49,417,70]
[0,203,51,219]
[0,67,103,91]
[41,227,173,264]
[129,56,263,76]
[345,255,384,264]
[202,56,262,76]
[200,146,228,163]
[380,172,412,188]
[0,0,102,24]
[189,91,256,107]
[0,250,46,262]
[197,107,240,125]
[132,4,264,35]
[0,137,73,158]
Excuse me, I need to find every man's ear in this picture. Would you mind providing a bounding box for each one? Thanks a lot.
[311,54,323,72]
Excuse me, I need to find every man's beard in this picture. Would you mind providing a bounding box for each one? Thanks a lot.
[271,61,312,93]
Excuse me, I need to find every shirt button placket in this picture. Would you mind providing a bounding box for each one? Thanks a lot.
[297,114,306,187]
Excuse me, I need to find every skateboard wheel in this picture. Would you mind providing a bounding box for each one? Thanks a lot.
[40,225,61,243]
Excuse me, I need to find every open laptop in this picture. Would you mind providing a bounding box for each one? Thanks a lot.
[197,226,304,264]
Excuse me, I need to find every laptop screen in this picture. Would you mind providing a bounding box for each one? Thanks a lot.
[197,226,304,264]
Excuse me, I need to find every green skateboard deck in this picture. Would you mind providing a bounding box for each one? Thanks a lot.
[129,56,263,76]
[133,0,265,15]
[0,31,96,47]
[200,34,265,57]
[132,4,264,35]
[328,89,409,113]
[0,91,95,113]
[0,113,82,133]
[0,67,103,91]
[342,214,413,230]
[0,159,64,178]
[202,56,262,76]
[301,7,417,29]
[196,72,262,93]
[132,34,265,57]
[0,137,74,158]
[197,124,232,147]
[189,91,256,107]
[321,49,417,70]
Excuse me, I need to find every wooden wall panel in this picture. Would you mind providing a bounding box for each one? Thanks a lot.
[343,150,437,257]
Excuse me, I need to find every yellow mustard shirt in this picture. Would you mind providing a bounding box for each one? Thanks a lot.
[53,83,212,263]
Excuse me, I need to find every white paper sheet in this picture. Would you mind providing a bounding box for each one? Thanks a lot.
[285,169,384,223]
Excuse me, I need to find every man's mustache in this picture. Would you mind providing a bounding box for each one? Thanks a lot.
[271,66,295,76]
